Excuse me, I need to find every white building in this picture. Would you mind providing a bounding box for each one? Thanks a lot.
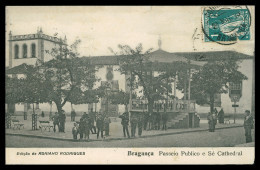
[6,30,254,116]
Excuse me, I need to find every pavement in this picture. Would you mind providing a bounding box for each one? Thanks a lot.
[235,142,255,147]
[6,115,244,142]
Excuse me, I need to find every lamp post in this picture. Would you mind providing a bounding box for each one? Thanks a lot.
[187,60,191,112]
[105,85,111,116]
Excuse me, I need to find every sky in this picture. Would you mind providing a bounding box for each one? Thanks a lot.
[5,6,255,67]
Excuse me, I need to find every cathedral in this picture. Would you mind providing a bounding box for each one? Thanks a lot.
[6,29,254,128]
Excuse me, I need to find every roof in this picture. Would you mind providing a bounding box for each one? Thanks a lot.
[6,50,253,74]
[174,51,253,61]
[147,49,206,66]
[6,63,34,74]
[81,49,253,65]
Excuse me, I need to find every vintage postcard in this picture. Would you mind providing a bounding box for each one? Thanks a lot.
[5,6,255,164]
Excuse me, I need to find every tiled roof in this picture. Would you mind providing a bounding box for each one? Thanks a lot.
[6,50,253,74]
[81,50,253,66]
[173,50,253,61]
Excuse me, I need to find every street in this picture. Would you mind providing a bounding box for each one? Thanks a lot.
[6,127,254,147]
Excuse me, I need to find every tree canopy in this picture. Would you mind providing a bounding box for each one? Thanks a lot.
[6,38,100,114]
[190,60,248,112]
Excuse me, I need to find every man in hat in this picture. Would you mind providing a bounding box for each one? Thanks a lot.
[53,112,59,132]
[96,113,104,139]
[130,112,138,138]
[119,112,130,138]
[162,112,168,131]
[244,110,254,143]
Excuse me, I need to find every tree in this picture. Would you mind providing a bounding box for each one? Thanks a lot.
[68,86,106,106]
[190,60,248,112]
[7,38,99,114]
[5,65,49,114]
[111,44,176,114]
[109,90,137,112]
[42,39,99,113]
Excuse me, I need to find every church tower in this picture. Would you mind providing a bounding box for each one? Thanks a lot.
[8,28,67,68]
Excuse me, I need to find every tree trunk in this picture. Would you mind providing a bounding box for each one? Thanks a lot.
[147,97,154,115]
[50,101,52,114]
[209,93,215,113]
[55,101,63,114]
[125,104,128,112]
[32,103,35,114]
[71,102,73,111]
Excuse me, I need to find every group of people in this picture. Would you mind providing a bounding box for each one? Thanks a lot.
[72,109,111,141]
[207,108,225,132]
[143,112,168,131]
[119,112,142,138]
[52,110,67,132]
[118,111,168,138]
[207,108,254,143]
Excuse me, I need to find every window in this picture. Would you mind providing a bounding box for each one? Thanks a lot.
[23,44,27,58]
[14,44,19,59]
[31,43,36,58]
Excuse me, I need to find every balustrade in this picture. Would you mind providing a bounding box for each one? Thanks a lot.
[131,99,196,112]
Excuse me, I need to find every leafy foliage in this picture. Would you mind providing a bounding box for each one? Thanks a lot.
[6,38,99,113]
[190,60,248,112]
[111,44,178,112]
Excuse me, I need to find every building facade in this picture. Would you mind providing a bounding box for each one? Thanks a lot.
[6,30,254,117]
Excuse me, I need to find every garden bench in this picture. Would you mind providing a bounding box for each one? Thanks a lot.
[11,119,24,130]
[39,121,54,132]
[224,115,231,124]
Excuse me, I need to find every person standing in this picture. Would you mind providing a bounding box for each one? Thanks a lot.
[119,112,130,138]
[244,110,254,143]
[218,108,225,124]
[130,113,138,138]
[156,111,161,130]
[78,118,85,140]
[137,113,144,137]
[84,115,91,141]
[104,115,111,136]
[96,113,104,139]
[89,109,96,134]
[143,112,149,130]
[72,122,79,140]
[162,112,168,131]
[52,112,59,132]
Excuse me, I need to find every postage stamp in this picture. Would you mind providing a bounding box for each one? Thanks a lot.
[202,6,251,45]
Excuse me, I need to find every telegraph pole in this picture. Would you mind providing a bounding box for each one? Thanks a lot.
[251,53,255,117]
[129,71,133,121]
[233,101,237,124]
[188,60,191,112]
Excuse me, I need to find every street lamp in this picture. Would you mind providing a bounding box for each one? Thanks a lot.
[105,84,111,116]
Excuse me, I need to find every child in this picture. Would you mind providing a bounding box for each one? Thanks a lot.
[72,122,79,140]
